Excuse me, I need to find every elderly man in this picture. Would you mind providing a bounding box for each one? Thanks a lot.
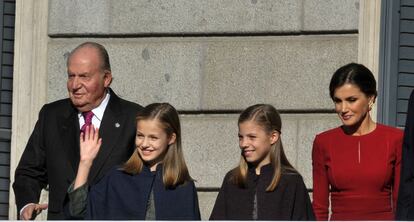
[13,42,142,219]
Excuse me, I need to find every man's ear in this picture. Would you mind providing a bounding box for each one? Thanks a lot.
[103,70,112,87]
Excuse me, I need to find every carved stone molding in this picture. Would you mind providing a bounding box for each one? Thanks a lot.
[358,0,381,120]
[9,0,49,219]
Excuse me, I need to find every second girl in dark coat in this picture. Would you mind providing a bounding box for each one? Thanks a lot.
[210,104,315,220]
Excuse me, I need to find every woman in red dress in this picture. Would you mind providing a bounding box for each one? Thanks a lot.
[312,63,403,220]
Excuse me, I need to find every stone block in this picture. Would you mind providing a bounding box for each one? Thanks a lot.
[201,35,357,110]
[48,0,358,35]
[48,0,302,35]
[47,35,357,110]
[197,191,218,220]
[303,0,359,31]
[181,114,240,188]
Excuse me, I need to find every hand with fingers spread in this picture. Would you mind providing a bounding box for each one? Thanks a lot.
[74,125,102,189]
[80,125,102,166]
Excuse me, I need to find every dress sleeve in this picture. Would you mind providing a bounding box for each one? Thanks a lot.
[209,173,229,220]
[312,135,330,220]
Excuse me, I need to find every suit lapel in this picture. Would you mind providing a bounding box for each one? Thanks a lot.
[88,91,127,183]
[59,101,80,180]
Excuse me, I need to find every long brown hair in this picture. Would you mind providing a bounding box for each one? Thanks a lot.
[123,103,192,188]
[233,104,297,191]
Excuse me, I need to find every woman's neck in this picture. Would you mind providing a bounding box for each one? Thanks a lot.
[343,114,376,136]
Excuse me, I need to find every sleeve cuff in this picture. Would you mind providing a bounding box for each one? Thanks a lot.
[67,182,89,218]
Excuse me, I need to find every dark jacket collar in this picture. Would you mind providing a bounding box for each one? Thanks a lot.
[248,163,273,175]
[141,163,163,176]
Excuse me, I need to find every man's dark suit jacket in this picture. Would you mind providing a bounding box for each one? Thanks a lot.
[397,90,414,220]
[13,89,142,219]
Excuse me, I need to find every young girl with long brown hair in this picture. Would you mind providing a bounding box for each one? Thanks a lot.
[210,104,314,220]
[67,103,200,220]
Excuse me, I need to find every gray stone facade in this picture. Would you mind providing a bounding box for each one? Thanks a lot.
[11,0,361,219]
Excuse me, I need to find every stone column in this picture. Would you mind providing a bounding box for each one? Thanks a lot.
[358,0,382,121]
[9,0,49,219]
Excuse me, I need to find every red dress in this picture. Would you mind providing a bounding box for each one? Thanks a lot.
[312,124,403,220]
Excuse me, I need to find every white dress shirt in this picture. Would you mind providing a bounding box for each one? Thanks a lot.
[77,91,110,129]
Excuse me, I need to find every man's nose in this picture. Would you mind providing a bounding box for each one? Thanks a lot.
[70,77,81,89]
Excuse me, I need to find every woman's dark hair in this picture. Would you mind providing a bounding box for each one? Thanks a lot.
[329,63,377,99]
[232,104,297,192]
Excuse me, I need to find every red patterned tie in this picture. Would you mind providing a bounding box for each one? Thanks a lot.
[80,111,94,133]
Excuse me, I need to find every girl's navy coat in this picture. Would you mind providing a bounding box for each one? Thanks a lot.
[85,165,201,220]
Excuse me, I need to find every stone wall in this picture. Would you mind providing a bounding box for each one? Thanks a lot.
[12,0,360,219]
